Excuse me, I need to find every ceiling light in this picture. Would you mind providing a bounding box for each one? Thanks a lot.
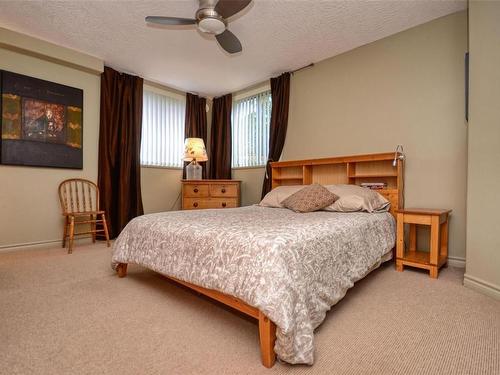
[198,17,226,35]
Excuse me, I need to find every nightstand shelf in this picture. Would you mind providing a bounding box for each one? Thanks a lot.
[395,208,451,279]
[402,250,448,267]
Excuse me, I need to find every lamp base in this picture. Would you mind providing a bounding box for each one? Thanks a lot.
[186,160,202,180]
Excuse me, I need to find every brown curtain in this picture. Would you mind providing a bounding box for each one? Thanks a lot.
[209,94,232,179]
[183,93,208,178]
[261,72,291,198]
[98,66,144,239]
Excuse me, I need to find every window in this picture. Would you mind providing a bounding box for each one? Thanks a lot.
[231,90,272,168]
[141,90,185,168]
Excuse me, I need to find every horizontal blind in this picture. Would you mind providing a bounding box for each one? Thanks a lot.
[232,90,272,168]
[141,90,185,168]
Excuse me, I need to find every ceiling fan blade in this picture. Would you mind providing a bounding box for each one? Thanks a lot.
[215,29,242,54]
[215,0,252,19]
[145,16,196,25]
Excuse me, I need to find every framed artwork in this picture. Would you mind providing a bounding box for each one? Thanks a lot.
[1,70,83,169]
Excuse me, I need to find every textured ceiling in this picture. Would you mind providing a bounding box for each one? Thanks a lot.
[0,0,466,97]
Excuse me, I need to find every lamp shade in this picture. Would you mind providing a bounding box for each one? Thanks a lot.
[183,138,208,162]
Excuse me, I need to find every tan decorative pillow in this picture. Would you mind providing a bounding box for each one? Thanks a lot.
[281,184,338,213]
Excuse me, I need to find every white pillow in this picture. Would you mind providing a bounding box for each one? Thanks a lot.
[259,185,304,208]
[323,184,390,212]
[259,184,390,212]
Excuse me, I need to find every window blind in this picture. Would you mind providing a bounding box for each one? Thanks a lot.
[141,90,185,168]
[231,90,272,168]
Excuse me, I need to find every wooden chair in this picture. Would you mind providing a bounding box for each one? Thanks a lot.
[58,178,110,254]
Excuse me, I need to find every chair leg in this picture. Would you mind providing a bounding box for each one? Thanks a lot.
[101,213,111,247]
[62,216,68,248]
[68,216,75,254]
[90,214,96,243]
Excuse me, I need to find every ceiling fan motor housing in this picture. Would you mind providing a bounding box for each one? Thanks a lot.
[196,8,227,35]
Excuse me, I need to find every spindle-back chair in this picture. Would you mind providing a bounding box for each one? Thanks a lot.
[58,178,110,253]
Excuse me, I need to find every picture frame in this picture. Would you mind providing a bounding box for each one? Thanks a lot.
[0,70,83,169]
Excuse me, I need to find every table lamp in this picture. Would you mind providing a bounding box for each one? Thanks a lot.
[183,138,208,180]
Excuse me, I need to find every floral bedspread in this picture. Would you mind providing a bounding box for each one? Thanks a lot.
[111,206,395,364]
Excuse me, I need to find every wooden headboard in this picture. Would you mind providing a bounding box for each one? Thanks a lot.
[270,152,404,217]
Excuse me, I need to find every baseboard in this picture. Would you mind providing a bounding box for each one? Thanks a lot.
[447,256,466,268]
[0,237,92,253]
[464,273,500,300]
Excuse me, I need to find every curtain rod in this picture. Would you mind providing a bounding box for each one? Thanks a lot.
[187,62,315,99]
[290,63,314,74]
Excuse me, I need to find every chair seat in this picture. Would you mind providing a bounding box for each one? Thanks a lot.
[64,211,105,216]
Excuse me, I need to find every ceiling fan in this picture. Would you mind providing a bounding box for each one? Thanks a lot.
[146,0,252,54]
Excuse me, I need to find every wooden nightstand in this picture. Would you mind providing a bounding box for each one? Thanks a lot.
[181,180,241,210]
[395,208,452,279]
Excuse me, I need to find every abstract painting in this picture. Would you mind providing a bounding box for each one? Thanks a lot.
[1,70,83,168]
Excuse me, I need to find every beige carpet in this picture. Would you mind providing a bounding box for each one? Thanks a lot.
[1,243,499,375]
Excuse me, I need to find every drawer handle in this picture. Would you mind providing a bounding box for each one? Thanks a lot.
[222,202,227,207]
[221,188,226,193]
[193,202,198,207]
[193,188,199,193]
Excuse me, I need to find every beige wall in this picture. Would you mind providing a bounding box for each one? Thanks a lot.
[0,13,471,265]
[277,11,468,263]
[0,30,188,249]
[141,167,183,213]
[232,167,265,206]
[465,1,500,298]
[236,12,468,261]
[0,36,102,249]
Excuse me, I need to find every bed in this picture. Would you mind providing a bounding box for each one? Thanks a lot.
[112,152,404,367]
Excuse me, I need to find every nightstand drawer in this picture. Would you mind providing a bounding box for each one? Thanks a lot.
[184,184,209,197]
[209,183,238,197]
[183,198,238,210]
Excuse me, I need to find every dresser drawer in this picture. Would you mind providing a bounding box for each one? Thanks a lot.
[209,183,238,197]
[181,179,240,210]
[183,198,208,210]
[206,198,238,209]
[183,184,209,197]
[183,198,238,210]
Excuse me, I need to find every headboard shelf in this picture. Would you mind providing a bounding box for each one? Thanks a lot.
[348,173,398,178]
[272,176,303,181]
[270,152,404,216]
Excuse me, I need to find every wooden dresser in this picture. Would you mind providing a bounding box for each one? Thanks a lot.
[181,179,241,210]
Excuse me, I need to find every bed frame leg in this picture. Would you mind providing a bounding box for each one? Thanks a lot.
[116,263,128,278]
[258,311,276,368]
